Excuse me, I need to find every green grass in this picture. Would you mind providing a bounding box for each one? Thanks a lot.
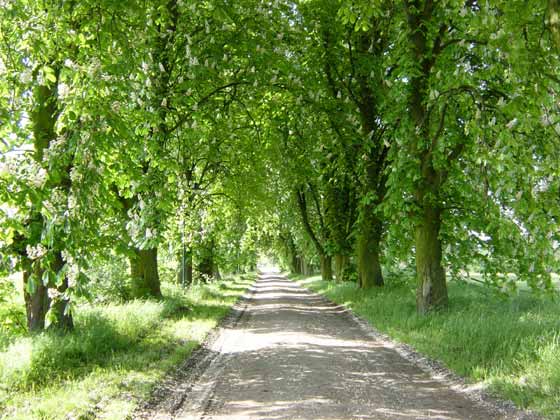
[0,275,254,420]
[296,274,560,419]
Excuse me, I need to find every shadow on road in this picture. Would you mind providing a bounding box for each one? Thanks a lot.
[174,273,511,420]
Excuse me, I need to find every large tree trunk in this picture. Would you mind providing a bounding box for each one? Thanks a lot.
[48,251,74,331]
[130,248,162,298]
[415,203,448,314]
[23,264,49,332]
[22,67,55,333]
[294,187,333,280]
[334,254,349,282]
[357,211,384,288]
[320,254,333,281]
[404,0,451,315]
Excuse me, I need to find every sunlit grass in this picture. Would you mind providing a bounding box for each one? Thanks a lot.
[297,274,560,419]
[0,275,254,420]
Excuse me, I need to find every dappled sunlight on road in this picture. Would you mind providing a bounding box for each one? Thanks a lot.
[175,273,512,420]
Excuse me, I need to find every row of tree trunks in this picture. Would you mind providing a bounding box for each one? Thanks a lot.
[321,17,387,290]
[294,187,333,281]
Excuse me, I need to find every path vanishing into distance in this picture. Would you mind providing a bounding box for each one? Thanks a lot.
[139,272,537,420]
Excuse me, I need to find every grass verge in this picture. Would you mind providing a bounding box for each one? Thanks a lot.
[296,274,560,419]
[0,274,254,420]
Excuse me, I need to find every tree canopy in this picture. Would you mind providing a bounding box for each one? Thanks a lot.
[1,0,559,332]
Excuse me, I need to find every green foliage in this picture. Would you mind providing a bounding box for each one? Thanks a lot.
[0,275,253,420]
[0,275,26,349]
[1,0,560,414]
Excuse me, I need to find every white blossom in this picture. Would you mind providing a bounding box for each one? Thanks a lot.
[506,118,518,129]
[541,113,552,127]
[30,168,47,187]
[0,161,9,177]
[20,69,33,84]
[26,244,47,259]
[58,83,70,99]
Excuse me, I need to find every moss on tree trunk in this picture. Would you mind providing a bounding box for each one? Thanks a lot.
[334,254,349,282]
[130,248,162,298]
[320,254,333,281]
[357,209,384,288]
[415,204,448,314]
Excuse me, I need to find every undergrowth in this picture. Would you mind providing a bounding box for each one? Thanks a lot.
[0,274,254,420]
[297,274,560,419]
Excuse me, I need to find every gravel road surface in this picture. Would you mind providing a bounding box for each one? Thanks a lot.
[139,272,537,420]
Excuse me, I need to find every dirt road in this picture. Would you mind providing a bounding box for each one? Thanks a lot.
[140,273,536,420]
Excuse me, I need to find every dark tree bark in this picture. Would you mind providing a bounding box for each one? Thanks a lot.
[285,233,302,275]
[20,66,62,332]
[23,262,49,332]
[321,20,389,289]
[48,251,74,331]
[294,187,333,281]
[415,201,448,313]
[334,254,349,282]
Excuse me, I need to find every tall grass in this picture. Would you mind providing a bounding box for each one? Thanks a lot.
[298,275,560,419]
[0,275,254,420]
